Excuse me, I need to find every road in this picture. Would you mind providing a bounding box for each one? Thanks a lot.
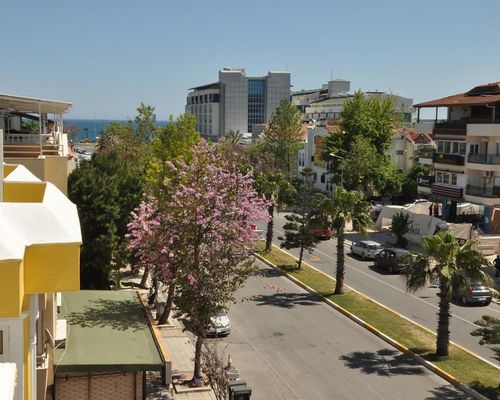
[268,213,500,365]
[216,261,472,400]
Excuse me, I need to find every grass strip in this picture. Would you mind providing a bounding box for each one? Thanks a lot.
[256,244,500,399]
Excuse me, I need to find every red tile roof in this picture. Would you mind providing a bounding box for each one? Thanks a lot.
[415,82,500,108]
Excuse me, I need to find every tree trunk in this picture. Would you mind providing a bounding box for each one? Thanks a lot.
[334,227,345,294]
[265,203,275,252]
[148,276,158,305]
[139,266,150,288]
[436,282,451,356]
[158,284,175,325]
[298,245,304,270]
[193,334,204,380]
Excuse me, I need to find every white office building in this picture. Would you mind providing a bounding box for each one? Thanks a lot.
[186,67,291,140]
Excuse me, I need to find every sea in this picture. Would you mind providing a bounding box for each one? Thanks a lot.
[64,119,168,142]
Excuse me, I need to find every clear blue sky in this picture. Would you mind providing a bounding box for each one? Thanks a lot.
[1,0,499,119]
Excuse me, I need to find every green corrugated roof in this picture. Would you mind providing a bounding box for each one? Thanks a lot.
[54,290,162,373]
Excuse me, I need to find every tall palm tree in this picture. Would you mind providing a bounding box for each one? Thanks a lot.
[401,231,490,357]
[224,129,244,144]
[255,172,295,252]
[316,187,372,294]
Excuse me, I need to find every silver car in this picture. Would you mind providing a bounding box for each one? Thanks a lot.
[207,310,231,336]
[351,240,383,260]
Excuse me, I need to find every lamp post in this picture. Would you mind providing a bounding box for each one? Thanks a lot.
[329,153,344,187]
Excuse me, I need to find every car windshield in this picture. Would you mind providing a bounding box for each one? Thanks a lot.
[368,245,382,250]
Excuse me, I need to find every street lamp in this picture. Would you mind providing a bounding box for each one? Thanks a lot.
[329,153,344,187]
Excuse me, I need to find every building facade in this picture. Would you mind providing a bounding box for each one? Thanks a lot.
[415,81,500,233]
[186,67,291,140]
[292,80,414,125]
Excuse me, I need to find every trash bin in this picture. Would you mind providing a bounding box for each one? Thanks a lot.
[228,380,252,400]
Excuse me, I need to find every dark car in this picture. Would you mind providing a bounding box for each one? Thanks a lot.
[454,281,492,306]
[373,248,412,273]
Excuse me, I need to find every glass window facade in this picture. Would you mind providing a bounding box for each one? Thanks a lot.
[248,79,266,132]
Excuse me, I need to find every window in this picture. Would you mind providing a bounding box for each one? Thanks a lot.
[437,141,444,153]
[452,142,459,154]
[444,142,451,153]
[321,173,326,183]
[438,140,466,155]
[470,144,479,154]
[298,151,305,167]
[436,171,458,186]
[313,172,317,182]
[459,142,466,155]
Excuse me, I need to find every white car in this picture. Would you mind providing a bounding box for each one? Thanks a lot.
[351,240,383,260]
[207,310,231,336]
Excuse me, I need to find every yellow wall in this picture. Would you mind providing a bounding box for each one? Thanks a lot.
[0,260,24,317]
[24,244,80,293]
[3,164,17,177]
[4,157,68,195]
[3,182,46,203]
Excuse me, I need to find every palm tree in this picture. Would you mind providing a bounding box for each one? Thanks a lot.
[254,172,295,252]
[224,130,244,144]
[401,231,490,357]
[316,187,372,294]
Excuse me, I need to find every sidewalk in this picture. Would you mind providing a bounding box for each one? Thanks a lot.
[121,272,217,400]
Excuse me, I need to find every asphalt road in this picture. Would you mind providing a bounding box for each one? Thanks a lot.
[269,213,500,365]
[216,261,472,400]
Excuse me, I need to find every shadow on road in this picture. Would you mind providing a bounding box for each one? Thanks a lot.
[251,292,322,309]
[253,268,283,278]
[423,385,471,400]
[340,348,426,376]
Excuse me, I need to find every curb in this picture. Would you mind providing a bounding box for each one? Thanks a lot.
[253,251,492,400]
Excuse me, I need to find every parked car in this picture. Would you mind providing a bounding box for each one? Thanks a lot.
[351,240,383,260]
[311,226,332,240]
[207,309,231,336]
[373,248,412,273]
[454,280,492,306]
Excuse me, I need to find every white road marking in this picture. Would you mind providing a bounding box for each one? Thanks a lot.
[274,227,492,327]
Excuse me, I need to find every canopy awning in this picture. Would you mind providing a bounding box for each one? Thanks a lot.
[0,93,72,114]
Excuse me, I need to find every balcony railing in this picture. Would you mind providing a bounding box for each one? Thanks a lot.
[433,153,465,166]
[417,176,435,187]
[466,185,500,198]
[431,184,463,199]
[467,153,500,165]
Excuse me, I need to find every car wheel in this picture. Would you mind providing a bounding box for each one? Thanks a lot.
[460,296,468,305]
[484,300,491,306]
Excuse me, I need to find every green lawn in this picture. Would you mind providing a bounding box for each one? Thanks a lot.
[255,244,500,400]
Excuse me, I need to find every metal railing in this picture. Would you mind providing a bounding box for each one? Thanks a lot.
[467,153,500,164]
[465,185,500,198]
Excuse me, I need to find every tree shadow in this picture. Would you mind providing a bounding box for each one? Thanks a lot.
[253,268,283,278]
[340,349,426,376]
[251,292,322,309]
[424,385,472,400]
[66,298,146,332]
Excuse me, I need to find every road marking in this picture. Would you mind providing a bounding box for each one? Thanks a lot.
[274,227,483,328]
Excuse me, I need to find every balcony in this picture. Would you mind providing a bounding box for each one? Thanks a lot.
[431,184,463,199]
[465,185,500,198]
[467,153,500,165]
[433,153,465,166]
[433,121,466,136]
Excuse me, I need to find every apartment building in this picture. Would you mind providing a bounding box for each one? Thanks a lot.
[0,93,72,194]
[186,67,291,140]
[292,80,414,125]
[0,161,82,400]
[415,81,500,233]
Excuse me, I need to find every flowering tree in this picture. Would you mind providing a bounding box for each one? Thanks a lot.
[128,140,269,381]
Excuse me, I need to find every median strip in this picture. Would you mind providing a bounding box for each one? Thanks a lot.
[253,244,500,400]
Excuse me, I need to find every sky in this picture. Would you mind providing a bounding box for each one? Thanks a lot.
[1,0,499,120]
